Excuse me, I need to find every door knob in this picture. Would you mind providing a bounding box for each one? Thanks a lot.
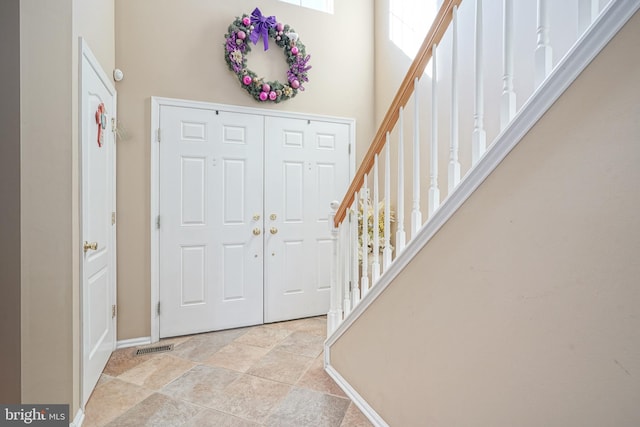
[83,241,98,252]
[270,227,278,235]
[253,228,261,236]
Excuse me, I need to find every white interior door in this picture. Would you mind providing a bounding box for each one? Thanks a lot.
[81,40,117,406]
[159,106,264,338]
[264,117,350,322]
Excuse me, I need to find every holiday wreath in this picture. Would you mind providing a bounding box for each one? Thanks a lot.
[224,8,311,103]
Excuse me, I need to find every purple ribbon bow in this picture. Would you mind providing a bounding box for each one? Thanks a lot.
[249,7,276,51]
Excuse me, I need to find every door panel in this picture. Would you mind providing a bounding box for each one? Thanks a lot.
[81,43,116,406]
[181,157,206,225]
[264,117,350,322]
[180,245,206,304]
[159,107,264,337]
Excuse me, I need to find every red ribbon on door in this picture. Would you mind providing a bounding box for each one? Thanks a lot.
[95,103,107,147]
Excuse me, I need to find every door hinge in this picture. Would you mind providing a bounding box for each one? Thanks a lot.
[111,117,116,133]
[112,304,117,318]
[157,128,161,143]
[348,143,351,155]
[156,215,160,229]
[157,301,161,316]
[112,211,116,225]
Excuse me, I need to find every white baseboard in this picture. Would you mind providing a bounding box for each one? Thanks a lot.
[324,360,389,427]
[116,336,151,349]
[70,408,84,427]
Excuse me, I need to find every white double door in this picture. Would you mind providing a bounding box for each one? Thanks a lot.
[159,105,350,338]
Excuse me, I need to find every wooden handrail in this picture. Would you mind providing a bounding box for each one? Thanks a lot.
[334,0,463,227]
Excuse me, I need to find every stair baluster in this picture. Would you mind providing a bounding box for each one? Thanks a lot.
[396,107,406,254]
[383,135,392,270]
[578,0,599,33]
[351,193,360,308]
[372,155,381,283]
[449,5,461,193]
[501,0,516,130]
[472,0,487,165]
[360,179,370,297]
[429,43,440,217]
[535,0,553,86]
[411,77,422,238]
[327,201,340,335]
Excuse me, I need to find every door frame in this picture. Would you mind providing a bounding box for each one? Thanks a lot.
[79,38,117,406]
[150,96,355,343]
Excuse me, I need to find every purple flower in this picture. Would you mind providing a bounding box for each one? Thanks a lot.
[287,54,311,90]
[226,35,247,53]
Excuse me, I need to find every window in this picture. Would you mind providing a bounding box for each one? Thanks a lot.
[389,0,437,59]
[278,0,334,14]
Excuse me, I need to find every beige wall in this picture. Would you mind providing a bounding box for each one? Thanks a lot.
[19,0,114,415]
[373,0,413,126]
[0,0,22,404]
[74,0,115,75]
[331,10,640,427]
[114,0,375,339]
[20,0,75,407]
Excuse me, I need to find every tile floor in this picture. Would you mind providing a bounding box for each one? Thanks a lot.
[84,316,372,427]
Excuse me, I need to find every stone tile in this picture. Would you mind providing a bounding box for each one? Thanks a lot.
[158,334,193,347]
[233,326,293,349]
[183,408,260,427]
[294,317,328,337]
[172,328,248,362]
[265,317,312,330]
[265,387,350,427]
[266,316,327,336]
[205,374,291,424]
[204,342,269,373]
[275,331,325,357]
[102,347,154,377]
[161,364,240,406]
[340,403,374,427]
[246,349,314,384]
[102,336,191,377]
[104,393,201,427]
[96,374,114,387]
[86,319,344,426]
[83,378,153,427]
[296,355,346,397]
[118,354,196,390]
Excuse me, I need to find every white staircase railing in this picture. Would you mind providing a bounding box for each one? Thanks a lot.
[327,0,623,336]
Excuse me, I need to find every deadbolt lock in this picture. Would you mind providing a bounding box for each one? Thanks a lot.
[253,214,261,221]
[83,241,98,252]
[253,228,261,236]
[270,214,277,220]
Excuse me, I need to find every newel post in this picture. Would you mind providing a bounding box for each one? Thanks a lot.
[327,200,341,336]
